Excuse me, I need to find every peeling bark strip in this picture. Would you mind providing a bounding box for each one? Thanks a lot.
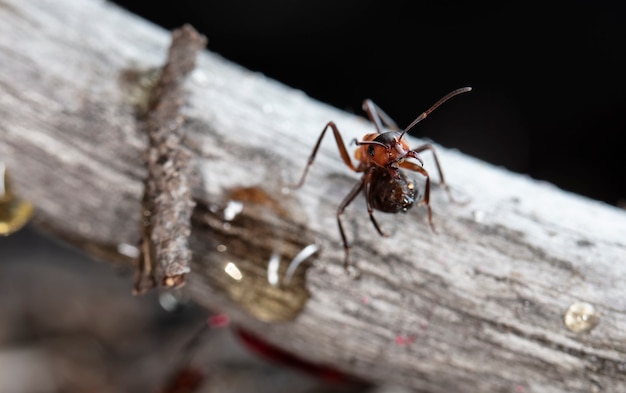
[133,25,208,294]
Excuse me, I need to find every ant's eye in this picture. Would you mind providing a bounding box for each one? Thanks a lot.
[367,145,375,157]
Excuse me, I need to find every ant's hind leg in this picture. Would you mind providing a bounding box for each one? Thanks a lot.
[410,144,465,204]
[367,209,389,238]
[364,174,389,237]
[337,180,365,273]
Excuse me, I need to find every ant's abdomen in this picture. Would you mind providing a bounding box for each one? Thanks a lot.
[368,168,419,213]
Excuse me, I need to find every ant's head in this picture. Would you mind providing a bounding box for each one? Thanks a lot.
[365,132,412,169]
[356,86,472,174]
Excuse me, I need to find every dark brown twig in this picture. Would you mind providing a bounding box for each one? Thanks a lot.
[133,24,208,295]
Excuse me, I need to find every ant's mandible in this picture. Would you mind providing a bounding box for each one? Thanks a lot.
[292,87,472,272]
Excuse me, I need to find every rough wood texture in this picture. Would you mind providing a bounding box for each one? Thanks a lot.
[1,1,625,392]
[134,24,206,294]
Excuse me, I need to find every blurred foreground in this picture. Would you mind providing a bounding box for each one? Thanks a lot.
[0,226,382,393]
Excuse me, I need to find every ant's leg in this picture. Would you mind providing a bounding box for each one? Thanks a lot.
[367,204,388,237]
[292,121,358,189]
[363,171,389,237]
[362,99,401,133]
[398,161,436,233]
[337,179,365,271]
[408,144,460,203]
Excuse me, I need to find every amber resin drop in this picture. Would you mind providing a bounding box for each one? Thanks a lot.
[0,164,34,236]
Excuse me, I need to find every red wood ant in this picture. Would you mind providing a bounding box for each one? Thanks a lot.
[292,87,472,272]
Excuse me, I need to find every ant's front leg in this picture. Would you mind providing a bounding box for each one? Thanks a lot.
[408,145,463,204]
[398,160,436,233]
[291,121,359,189]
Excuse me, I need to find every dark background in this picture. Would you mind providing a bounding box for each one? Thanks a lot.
[112,1,625,206]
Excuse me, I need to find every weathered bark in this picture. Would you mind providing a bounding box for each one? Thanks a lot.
[1,1,625,392]
[134,24,206,294]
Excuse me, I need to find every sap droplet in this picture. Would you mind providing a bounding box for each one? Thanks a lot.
[564,302,600,333]
[222,200,243,221]
[267,251,281,287]
[284,243,318,284]
[117,243,139,258]
[0,164,34,236]
[193,186,315,322]
[224,262,243,281]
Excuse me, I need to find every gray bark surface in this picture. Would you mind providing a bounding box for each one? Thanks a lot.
[1,1,625,392]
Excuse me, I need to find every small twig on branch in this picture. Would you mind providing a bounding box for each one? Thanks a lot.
[133,24,208,295]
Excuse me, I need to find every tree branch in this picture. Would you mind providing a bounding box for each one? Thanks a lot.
[1,0,625,392]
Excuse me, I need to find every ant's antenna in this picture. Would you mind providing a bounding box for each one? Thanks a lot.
[400,87,472,139]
